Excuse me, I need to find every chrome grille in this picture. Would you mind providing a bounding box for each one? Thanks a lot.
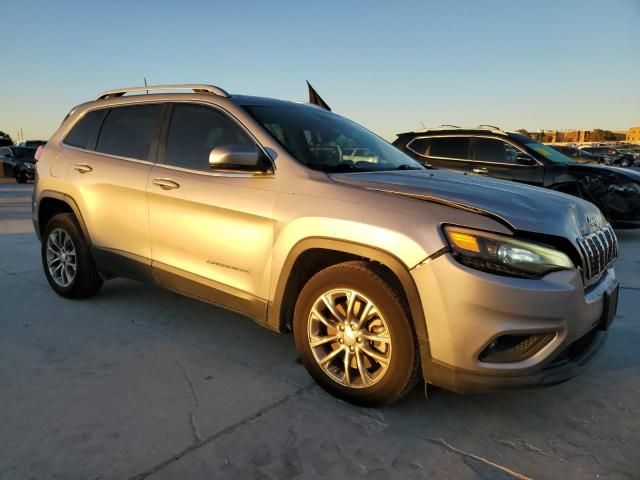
[576,224,618,282]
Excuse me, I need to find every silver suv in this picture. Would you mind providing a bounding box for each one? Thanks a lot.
[33,84,619,406]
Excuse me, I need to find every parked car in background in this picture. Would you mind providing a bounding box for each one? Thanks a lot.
[616,148,640,166]
[550,145,607,164]
[32,84,619,405]
[394,126,640,228]
[0,146,37,183]
[15,140,47,149]
[579,146,635,168]
[342,148,378,163]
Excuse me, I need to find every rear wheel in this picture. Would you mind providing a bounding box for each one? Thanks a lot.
[619,158,631,168]
[294,261,419,406]
[42,213,103,298]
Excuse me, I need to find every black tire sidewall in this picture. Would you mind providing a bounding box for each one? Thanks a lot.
[294,263,417,406]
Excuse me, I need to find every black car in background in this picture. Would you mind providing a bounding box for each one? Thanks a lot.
[0,146,37,183]
[617,148,640,166]
[550,145,607,165]
[579,146,636,168]
[14,140,47,149]
[393,127,640,228]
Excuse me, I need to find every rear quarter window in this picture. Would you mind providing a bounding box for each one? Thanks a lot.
[406,138,431,156]
[63,109,108,150]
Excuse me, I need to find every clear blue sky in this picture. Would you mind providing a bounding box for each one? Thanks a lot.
[1,0,639,141]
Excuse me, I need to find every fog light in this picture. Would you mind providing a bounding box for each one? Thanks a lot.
[479,333,555,363]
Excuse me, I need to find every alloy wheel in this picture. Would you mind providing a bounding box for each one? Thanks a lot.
[46,228,77,287]
[307,288,392,388]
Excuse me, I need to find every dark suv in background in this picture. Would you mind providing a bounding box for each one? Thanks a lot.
[394,127,640,228]
[0,146,37,183]
[550,145,607,165]
[579,146,636,168]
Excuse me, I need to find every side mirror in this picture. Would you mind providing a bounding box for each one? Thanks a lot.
[209,145,271,173]
[515,153,536,166]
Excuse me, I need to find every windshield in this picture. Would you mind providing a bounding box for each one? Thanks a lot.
[525,142,575,165]
[242,105,424,173]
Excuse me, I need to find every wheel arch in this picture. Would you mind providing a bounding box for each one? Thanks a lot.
[37,191,91,245]
[267,238,428,342]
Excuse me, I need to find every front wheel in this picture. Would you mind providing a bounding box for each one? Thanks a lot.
[42,213,103,298]
[16,172,27,183]
[619,158,631,168]
[293,261,420,406]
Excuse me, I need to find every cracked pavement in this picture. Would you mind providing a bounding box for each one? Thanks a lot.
[0,183,638,479]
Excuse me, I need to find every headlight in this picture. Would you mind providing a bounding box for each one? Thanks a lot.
[443,225,574,278]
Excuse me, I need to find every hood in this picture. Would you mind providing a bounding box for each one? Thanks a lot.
[330,169,605,240]
[566,163,640,182]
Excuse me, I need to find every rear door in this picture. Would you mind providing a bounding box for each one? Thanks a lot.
[146,102,276,319]
[63,103,164,272]
[470,136,544,185]
[408,136,471,173]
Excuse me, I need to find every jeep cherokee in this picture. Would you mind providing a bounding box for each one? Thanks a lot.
[33,85,619,406]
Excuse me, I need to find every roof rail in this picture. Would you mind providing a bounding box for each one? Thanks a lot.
[96,84,230,100]
[401,124,510,136]
[476,124,503,131]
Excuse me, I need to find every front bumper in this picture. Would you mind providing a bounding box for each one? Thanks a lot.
[412,253,618,393]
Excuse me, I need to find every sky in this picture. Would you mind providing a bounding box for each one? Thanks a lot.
[1,0,639,141]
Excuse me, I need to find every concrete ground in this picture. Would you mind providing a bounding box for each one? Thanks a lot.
[0,182,638,480]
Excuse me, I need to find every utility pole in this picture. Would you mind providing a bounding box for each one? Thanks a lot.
[144,77,149,95]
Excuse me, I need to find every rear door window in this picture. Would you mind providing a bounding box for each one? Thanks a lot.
[64,109,108,150]
[96,104,163,161]
[427,137,470,160]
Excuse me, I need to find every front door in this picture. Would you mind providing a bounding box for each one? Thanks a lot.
[146,103,276,320]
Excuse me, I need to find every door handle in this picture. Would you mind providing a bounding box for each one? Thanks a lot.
[153,178,180,190]
[73,163,93,174]
[472,167,489,174]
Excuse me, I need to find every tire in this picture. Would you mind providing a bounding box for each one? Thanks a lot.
[619,158,631,168]
[16,172,27,184]
[41,213,103,298]
[293,261,420,406]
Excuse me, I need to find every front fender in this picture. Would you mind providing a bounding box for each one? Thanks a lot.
[267,236,430,342]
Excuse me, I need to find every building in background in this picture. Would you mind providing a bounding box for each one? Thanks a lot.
[627,127,640,143]
[526,128,637,144]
